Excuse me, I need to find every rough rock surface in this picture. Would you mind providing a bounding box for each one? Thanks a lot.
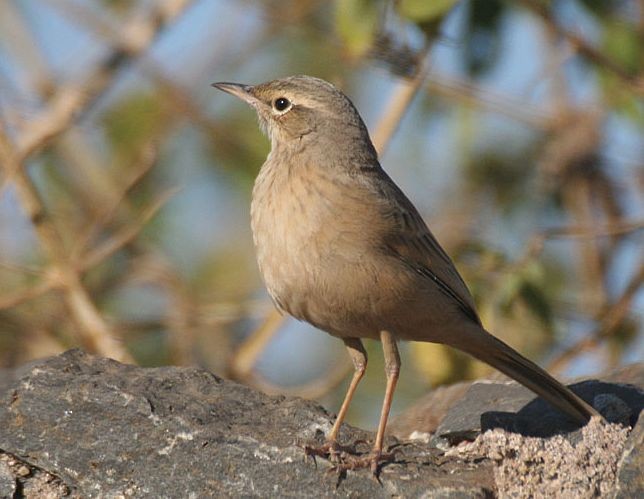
[448,417,630,498]
[0,350,641,498]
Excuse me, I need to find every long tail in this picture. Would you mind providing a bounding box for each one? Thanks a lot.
[454,327,601,425]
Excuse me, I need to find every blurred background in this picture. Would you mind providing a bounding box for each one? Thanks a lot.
[0,0,642,428]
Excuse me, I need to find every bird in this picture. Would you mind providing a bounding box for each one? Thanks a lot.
[212,75,601,473]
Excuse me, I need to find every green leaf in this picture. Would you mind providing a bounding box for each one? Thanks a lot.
[497,272,523,307]
[103,91,167,160]
[603,20,642,76]
[519,281,554,327]
[597,20,644,125]
[397,0,459,22]
[579,0,621,18]
[334,0,380,58]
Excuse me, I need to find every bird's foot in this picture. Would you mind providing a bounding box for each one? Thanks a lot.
[330,448,396,477]
[304,440,361,463]
[305,440,397,478]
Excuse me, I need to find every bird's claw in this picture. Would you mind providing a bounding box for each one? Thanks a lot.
[305,441,397,478]
[304,440,358,462]
[330,448,397,477]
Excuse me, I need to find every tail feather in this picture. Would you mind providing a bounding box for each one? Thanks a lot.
[458,329,601,425]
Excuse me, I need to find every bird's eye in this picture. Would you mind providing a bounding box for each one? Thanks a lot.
[273,97,291,112]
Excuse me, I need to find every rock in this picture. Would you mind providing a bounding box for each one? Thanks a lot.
[613,415,644,499]
[431,380,537,447]
[0,459,16,498]
[390,363,644,448]
[593,393,632,426]
[0,350,495,497]
[395,363,643,497]
[0,350,640,498]
[388,382,471,440]
[600,363,644,386]
[0,451,69,499]
[447,417,631,498]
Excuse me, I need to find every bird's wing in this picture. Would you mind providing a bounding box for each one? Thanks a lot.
[369,169,481,325]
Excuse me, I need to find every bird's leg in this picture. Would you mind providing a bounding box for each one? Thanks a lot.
[329,331,400,476]
[305,338,367,461]
[328,338,368,443]
[368,330,400,474]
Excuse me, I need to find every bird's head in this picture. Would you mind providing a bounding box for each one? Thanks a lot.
[213,75,375,156]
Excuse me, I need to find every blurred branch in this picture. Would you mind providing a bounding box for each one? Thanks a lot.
[70,142,159,261]
[517,218,644,278]
[521,0,644,94]
[81,187,179,270]
[0,126,133,362]
[228,309,284,381]
[539,219,644,240]
[0,278,56,310]
[565,177,608,309]
[511,215,644,372]
[42,0,200,56]
[0,1,194,363]
[0,1,54,97]
[426,74,552,128]
[548,260,644,372]
[0,5,202,368]
[5,0,195,168]
[40,0,261,167]
[372,44,432,155]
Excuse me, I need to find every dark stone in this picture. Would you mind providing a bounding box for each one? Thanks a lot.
[429,366,644,447]
[388,382,471,439]
[0,350,495,498]
[0,350,640,498]
[431,381,536,447]
[504,379,643,436]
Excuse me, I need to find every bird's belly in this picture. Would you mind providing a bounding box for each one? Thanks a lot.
[250,162,463,341]
[254,232,373,337]
[254,217,473,343]
[251,195,387,338]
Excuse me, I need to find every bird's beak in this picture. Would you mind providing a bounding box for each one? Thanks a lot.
[211,82,257,106]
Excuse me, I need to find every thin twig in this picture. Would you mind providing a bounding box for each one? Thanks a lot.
[521,0,644,94]
[0,278,57,310]
[0,1,194,362]
[372,44,433,155]
[426,74,552,129]
[540,219,644,239]
[228,309,285,381]
[10,0,195,165]
[70,142,159,261]
[0,126,133,362]
[519,218,644,267]
[81,188,179,270]
[548,260,644,372]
